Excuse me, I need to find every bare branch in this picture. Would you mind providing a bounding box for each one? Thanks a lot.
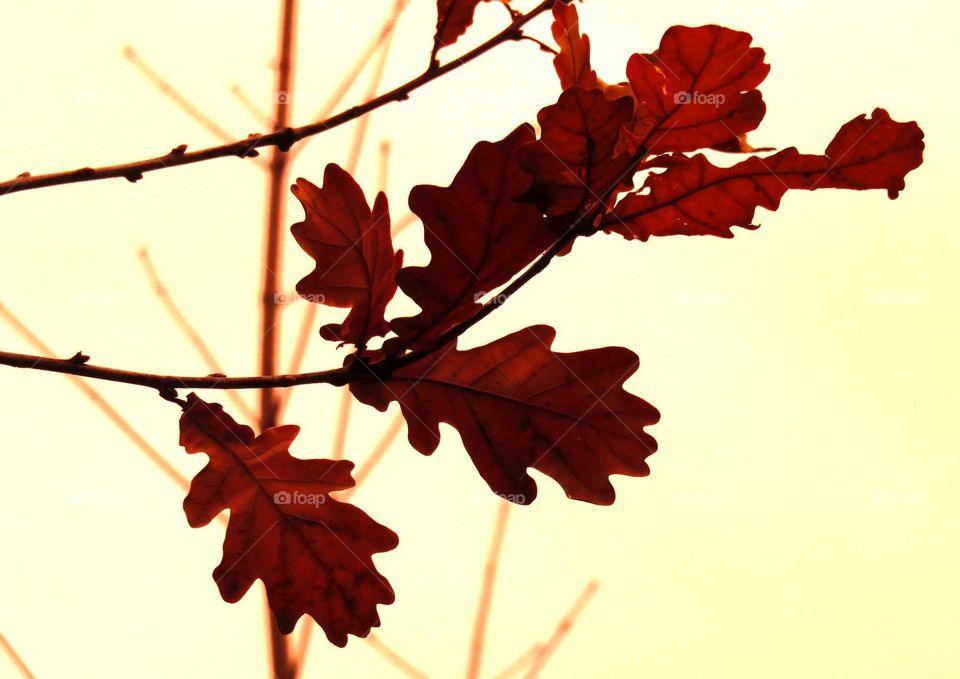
[0,302,190,494]
[490,644,544,679]
[365,634,434,679]
[346,412,404,493]
[0,0,557,198]
[521,581,600,679]
[123,46,235,142]
[0,349,351,391]
[230,83,272,128]
[378,139,392,194]
[466,501,512,679]
[138,248,258,421]
[0,633,37,679]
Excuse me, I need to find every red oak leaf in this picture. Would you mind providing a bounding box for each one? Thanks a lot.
[389,126,553,351]
[625,25,769,154]
[520,87,635,216]
[291,164,402,347]
[179,394,398,645]
[352,326,659,505]
[606,108,924,240]
[434,0,508,52]
[551,1,598,90]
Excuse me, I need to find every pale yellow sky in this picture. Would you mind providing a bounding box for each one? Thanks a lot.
[1,1,958,678]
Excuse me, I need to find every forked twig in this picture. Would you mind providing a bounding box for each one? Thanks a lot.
[137,248,257,422]
[365,634,434,679]
[230,83,272,128]
[122,47,268,170]
[0,302,229,528]
[490,644,544,679]
[521,581,600,679]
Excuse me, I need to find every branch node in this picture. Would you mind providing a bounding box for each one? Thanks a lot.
[238,134,263,158]
[169,144,188,156]
[69,351,90,364]
[74,167,95,179]
[275,127,297,152]
[17,172,31,178]
[125,171,143,183]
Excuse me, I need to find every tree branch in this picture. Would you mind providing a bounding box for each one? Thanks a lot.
[0,0,558,198]
[0,350,353,390]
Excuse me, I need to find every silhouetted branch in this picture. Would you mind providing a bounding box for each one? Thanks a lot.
[0,0,557,197]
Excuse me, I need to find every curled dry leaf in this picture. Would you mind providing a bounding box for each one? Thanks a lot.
[625,25,770,154]
[607,108,925,239]
[179,394,397,645]
[551,1,598,90]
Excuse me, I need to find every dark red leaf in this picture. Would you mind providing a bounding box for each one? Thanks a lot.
[291,164,402,347]
[389,126,554,351]
[625,25,769,154]
[179,394,398,645]
[434,0,507,52]
[353,326,659,505]
[551,2,598,90]
[520,87,635,216]
[606,108,924,240]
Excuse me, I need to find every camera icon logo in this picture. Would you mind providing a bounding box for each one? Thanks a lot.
[273,490,291,505]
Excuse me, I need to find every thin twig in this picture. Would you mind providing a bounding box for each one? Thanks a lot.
[344,412,405,495]
[365,634,434,679]
[391,210,418,237]
[123,46,235,142]
[0,0,558,197]
[490,644,544,679]
[0,302,206,504]
[465,501,512,679]
[521,581,600,679]
[138,248,257,422]
[378,140,392,194]
[0,634,36,679]
[230,83,272,128]
[0,349,350,390]
[289,0,411,164]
